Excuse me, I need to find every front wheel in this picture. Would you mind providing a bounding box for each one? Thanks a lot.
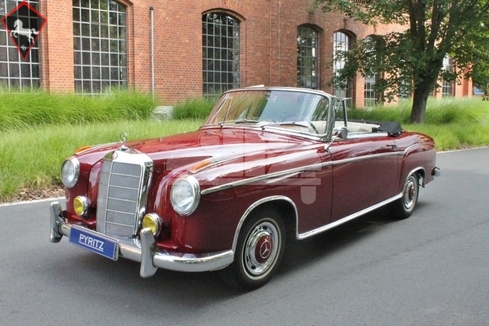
[391,172,419,219]
[219,208,285,291]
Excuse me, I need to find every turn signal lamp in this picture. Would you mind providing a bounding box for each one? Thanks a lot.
[73,196,90,217]
[142,213,162,236]
[190,159,212,173]
[75,145,93,154]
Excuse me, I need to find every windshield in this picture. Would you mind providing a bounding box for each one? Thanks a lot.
[204,89,332,134]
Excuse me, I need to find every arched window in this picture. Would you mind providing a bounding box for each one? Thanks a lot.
[0,0,41,89]
[333,31,352,98]
[297,25,319,89]
[73,0,127,94]
[202,13,240,96]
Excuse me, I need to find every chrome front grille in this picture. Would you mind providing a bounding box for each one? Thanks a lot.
[96,149,153,238]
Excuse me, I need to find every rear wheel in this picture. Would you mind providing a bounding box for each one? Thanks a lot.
[219,208,285,291]
[392,172,419,219]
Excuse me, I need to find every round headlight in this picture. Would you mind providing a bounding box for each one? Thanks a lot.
[61,157,80,188]
[170,176,200,216]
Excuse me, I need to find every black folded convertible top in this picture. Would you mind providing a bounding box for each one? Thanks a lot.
[378,121,403,136]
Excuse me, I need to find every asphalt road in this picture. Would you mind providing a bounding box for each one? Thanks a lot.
[1,148,488,326]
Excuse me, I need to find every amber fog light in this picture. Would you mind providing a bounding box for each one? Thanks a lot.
[73,196,90,217]
[142,213,162,236]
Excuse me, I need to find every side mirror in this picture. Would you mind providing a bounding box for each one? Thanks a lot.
[336,126,348,139]
[325,126,348,152]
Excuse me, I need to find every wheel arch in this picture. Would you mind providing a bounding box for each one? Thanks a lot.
[400,166,426,190]
[391,167,423,219]
[231,196,298,253]
[400,142,430,188]
[415,167,427,187]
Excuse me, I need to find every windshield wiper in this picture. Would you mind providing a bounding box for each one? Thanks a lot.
[277,121,309,128]
[234,119,260,124]
[213,120,273,128]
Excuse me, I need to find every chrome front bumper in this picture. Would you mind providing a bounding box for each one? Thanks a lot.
[49,202,234,277]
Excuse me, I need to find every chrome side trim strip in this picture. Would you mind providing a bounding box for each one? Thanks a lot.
[297,194,402,240]
[201,169,306,195]
[201,151,401,195]
[331,151,402,165]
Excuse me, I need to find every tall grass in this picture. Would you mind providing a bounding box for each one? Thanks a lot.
[0,120,202,201]
[348,97,489,151]
[1,91,489,202]
[0,88,157,131]
[348,98,488,125]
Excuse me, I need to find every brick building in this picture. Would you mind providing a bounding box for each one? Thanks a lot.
[0,0,473,107]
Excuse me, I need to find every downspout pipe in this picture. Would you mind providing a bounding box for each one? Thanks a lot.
[150,7,155,99]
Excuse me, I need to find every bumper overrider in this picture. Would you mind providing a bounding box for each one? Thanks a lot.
[49,202,234,277]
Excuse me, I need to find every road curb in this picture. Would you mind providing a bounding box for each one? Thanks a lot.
[0,196,65,208]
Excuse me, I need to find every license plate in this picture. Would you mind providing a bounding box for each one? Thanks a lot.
[69,225,119,261]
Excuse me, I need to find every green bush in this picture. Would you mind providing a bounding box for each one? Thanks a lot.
[172,96,218,120]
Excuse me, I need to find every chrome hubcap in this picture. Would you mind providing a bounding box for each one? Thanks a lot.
[243,221,280,278]
[403,175,417,210]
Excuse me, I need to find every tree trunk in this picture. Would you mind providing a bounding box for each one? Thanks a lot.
[410,92,427,123]
[410,81,433,124]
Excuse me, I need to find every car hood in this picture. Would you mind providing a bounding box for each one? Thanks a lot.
[75,127,317,174]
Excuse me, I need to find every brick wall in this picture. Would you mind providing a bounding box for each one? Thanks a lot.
[41,0,74,91]
[36,0,472,105]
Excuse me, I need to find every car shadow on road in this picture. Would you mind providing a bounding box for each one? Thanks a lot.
[45,204,420,315]
[278,205,395,272]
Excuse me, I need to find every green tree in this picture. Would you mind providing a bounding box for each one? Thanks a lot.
[315,0,489,123]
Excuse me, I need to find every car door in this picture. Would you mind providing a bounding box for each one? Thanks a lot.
[328,134,399,221]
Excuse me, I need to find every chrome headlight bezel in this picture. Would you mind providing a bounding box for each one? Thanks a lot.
[170,176,200,216]
[61,157,80,188]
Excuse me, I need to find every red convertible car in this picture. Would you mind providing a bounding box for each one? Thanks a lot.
[49,86,440,290]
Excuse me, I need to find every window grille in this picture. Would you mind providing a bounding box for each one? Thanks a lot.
[73,0,127,94]
[297,25,319,89]
[442,55,454,97]
[333,31,351,98]
[202,13,240,97]
[0,0,41,89]
[363,36,381,107]
[364,74,379,107]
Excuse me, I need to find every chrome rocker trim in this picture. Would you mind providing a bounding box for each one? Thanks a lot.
[49,202,234,277]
